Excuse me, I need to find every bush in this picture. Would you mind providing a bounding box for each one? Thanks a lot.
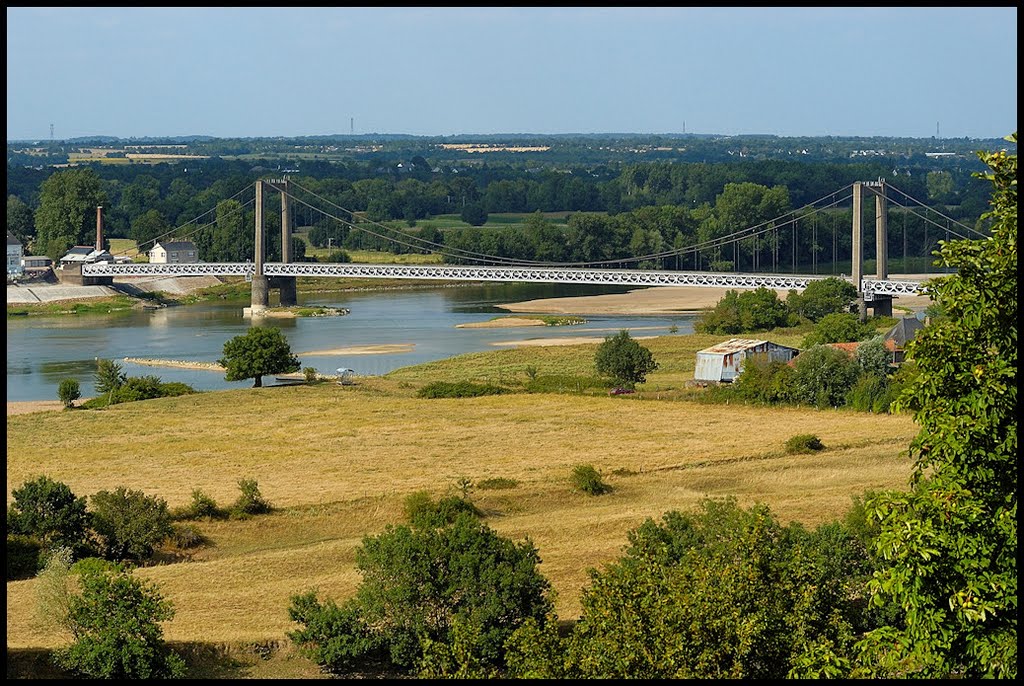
[288,513,552,675]
[845,374,895,413]
[89,487,173,561]
[111,375,164,403]
[58,378,80,408]
[173,489,226,521]
[168,523,208,550]
[732,357,796,405]
[231,478,272,518]
[53,565,186,679]
[696,288,795,334]
[594,330,658,387]
[571,464,612,496]
[158,381,197,398]
[785,277,858,322]
[789,345,860,408]
[416,381,510,398]
[7,476,89,550]
[505,498,878,679]
[404,492,482,529]
[6,534,43,580]
[304,367,319,383]
[785,434,825,454]
[802,313,878,347]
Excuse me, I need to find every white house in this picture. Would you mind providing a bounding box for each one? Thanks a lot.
[7,232,24,276]
[149,239,199,264]
[59,245,113,268]
[694,338,801,384]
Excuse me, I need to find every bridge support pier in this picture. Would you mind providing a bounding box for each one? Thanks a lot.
[272,276,297,307]
[249,275,269,314]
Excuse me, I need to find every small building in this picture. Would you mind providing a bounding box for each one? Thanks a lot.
[883,316,925,365]
[694,338,801,383]
[59,245,114,268]
[7,232,24,276]
[22,255,52,270]
[149,239,199,264]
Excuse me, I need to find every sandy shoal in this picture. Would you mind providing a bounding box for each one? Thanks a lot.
[300,344,415,356]
[498,281,936,316]
[492,334,659,348]
[455,317,547,329]
[7,399,95,416]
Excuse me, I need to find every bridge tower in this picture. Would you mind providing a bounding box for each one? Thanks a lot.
[248,179,297,315]
[851,180,893,321]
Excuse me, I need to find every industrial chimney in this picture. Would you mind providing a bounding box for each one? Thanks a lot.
[95,206,104,251]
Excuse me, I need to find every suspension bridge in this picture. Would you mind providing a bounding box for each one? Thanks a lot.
[80,178,983,318]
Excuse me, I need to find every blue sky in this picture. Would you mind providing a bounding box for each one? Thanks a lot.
[6,7,1018,141]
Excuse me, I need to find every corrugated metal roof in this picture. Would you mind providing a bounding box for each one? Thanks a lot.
[698,338,769,355]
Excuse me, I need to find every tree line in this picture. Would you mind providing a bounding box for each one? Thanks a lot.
[7,149,993,266]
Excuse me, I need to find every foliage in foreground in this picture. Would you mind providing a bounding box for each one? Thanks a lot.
[288,513,552,676]
[850,134,1017,679]
[53,563,186,679]
[504,497,883,679]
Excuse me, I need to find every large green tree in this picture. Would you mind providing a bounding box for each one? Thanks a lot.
[594,329,659,388]
[852,134,1017,678]
[33,168,107,261]
[7,195,35,246]
[218,326,300,388]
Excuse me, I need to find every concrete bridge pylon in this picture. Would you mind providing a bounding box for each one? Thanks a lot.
[246,178,296,317]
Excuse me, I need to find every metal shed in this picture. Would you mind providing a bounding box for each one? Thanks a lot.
[694,338,801,383]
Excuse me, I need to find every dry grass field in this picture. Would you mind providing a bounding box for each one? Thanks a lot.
[5,334,919,665]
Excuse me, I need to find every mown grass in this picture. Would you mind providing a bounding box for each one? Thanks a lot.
[6,331,918,656]
[6,295,140,317]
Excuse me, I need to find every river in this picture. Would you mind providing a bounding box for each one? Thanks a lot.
[6,283,696,402]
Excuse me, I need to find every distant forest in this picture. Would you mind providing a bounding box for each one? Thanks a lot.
[7,133,1013,268]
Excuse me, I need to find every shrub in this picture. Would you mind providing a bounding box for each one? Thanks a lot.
[802,312,878,347]
[845,374,895,413]
[173,489,226,521]
[89,487,173,561]
[696,288,795,334]
[404,492,482,529]
[57,378,80,408]
[94,358,126,401]
[53,564,186,679]
[571,464,612,496]
[505,498,878,679]
[158,381,197,398]
[304,367,319,383]
[789,345,860,408]
[6,534,43,580]
[785,277,858,322]
[732,357,796,405]
[168,523,208,550]
[416,381,510,398]
[594,330,658,387]
[785,434,825,454]
[7,476,89,550]
[111,375,164,403]
[231,478,272,518]
[288,513,552,675]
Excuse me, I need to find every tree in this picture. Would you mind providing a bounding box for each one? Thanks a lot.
[594,330,659,388]
[289,513,552,676]
[218,326,301,388]
[54,564,186,679]
[460,202,488,227]
[852,135,1017,678]
[789,344,860,408]
[7,476,88,551]
[786,277,858,322]
[89,487,173,561]
[7,195,35,245]
[130,209,169,251]
[33,168,106,261]
[57,378,80,409]
[801,312,877,347]
[94,358,126,404]
[505,498,877,679]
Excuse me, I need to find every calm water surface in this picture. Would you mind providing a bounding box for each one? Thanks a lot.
[6,283,696,402]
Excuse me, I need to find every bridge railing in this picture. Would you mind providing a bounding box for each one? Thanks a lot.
[81,261,926,294]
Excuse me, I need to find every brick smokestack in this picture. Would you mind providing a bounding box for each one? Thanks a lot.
[96,206,103,250]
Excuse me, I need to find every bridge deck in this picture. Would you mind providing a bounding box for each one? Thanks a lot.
[81,262,926,296]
